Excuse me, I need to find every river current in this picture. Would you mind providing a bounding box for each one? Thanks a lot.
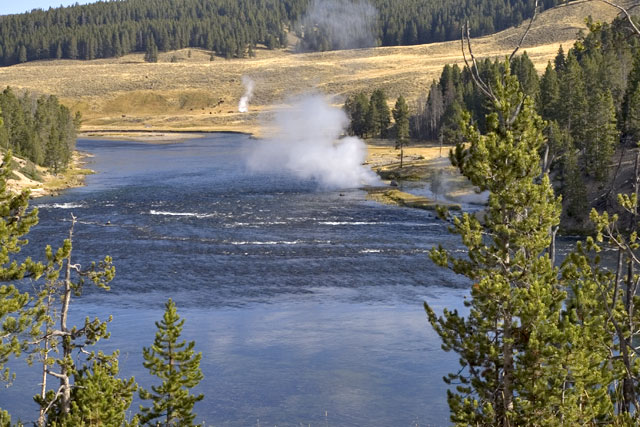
[3,134,471,426]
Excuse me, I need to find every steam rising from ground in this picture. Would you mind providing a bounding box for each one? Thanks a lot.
[238,77,255,113]
[299,0,378,50]
[247,95,380,189]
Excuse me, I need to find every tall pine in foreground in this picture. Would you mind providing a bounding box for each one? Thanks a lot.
[0,150,44,423]
[425,62,577,425]
[139,299,204,426]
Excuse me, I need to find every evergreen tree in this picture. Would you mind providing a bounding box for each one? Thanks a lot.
[344,92,370,138]
[365,100,379,138]
[54,357,137,426]
[392,96,410,167]
[0,150,43,387]
[425,62,571,425]
[559,52,588,146]
[623,52,640,144]
[584,89,618,182]
[538,62,559,121]
[145,34,159,63]
[554,44,566,72]
[18,46,27,64]
[139,299,204,426]
[370,89,391,138]
[562,140,589,224]
[68,37,78,60]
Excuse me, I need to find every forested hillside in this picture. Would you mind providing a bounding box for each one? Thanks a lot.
[410,15,640,228]
[0,0,567,66]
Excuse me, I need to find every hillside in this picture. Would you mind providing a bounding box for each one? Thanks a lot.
[0,0,564,66]
[0,0,631,136]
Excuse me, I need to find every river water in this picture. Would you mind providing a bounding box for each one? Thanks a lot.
[3,134,471,426]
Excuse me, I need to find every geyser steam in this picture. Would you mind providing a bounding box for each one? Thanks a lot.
[299,0,378,51]
[238,76,255,113]
[246,95,380,189]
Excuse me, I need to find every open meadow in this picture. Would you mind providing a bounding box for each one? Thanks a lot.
[0,0,628,136]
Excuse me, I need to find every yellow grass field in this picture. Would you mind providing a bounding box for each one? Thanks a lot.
[0,0,630,136]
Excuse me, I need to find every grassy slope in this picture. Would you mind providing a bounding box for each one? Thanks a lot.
[0,0,629,137]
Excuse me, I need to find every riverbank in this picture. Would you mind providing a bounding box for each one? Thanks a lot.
[6,151,93,198]
[78,130,209,143]
[364,140,482,209]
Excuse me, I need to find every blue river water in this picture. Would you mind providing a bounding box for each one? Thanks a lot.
[2,134,472,426]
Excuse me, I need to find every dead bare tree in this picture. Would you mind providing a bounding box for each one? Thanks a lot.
[32,215,115,425]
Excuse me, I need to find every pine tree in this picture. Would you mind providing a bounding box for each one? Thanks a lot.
[145,34,159,63]
[0,150,44,422]
[425,62,570,425]
[139,299,204,426]
[18,46,27,63]
[393,96,410,168]
[559,52,589,147]
[370,89,391,138]
[68,37,78,60]
[562,140,589,224]
[344,93,370,138]
[584,89,618,182]
[623,52,640,145]
[56,356,137,426]
[554,44,566,72]
[538,62,559,121]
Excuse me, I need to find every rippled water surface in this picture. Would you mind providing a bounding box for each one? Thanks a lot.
[3,134,470,426]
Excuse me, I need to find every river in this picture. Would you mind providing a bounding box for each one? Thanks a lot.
[2,134,471,426]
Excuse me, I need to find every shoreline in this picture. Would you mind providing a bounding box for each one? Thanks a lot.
[15,132,470,208]
[7,151,94,199]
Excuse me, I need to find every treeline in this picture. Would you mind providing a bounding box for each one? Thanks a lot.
[0,0,292,65]
[0,87,78,172]
[412,16,640,226]
[0,0,568,65]
[298,0,565,51]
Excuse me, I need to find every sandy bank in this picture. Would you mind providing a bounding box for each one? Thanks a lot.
[6,152,93,198]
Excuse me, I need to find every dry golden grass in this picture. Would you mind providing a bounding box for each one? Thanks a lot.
[0,0,630,135]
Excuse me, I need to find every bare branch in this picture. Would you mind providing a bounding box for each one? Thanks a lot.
[462,21,497,101]
[509,0,539,62]
[598,0,640,37]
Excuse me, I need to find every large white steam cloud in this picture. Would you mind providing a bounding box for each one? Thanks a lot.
[238,76,255,113]
[300,0,378,50]
[246,95,380,189]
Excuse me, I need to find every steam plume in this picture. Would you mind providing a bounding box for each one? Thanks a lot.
[238,76,255,113]
[246,95,380,189]
[299,0,378,51]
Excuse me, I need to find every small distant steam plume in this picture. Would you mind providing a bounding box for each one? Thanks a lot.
[246,95,380,189]
[238,76,255,113]
[298,0,378,51]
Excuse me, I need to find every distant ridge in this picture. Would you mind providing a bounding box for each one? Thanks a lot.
[0,0,569,66]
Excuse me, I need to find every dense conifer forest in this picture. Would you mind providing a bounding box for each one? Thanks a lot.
[0,87,78,172]
[0,0,566,65]
[407,15,640,228]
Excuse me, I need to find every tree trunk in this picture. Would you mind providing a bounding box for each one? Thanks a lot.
[59,217,76,415]
[501,315,514,426]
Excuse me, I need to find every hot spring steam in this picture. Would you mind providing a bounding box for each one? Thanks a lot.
[246,95,380,189]
[238,76,255,113]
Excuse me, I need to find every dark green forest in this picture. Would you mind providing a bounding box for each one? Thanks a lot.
[408,16,640,228]
[0,0,567,65]
[0,87,78,172]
